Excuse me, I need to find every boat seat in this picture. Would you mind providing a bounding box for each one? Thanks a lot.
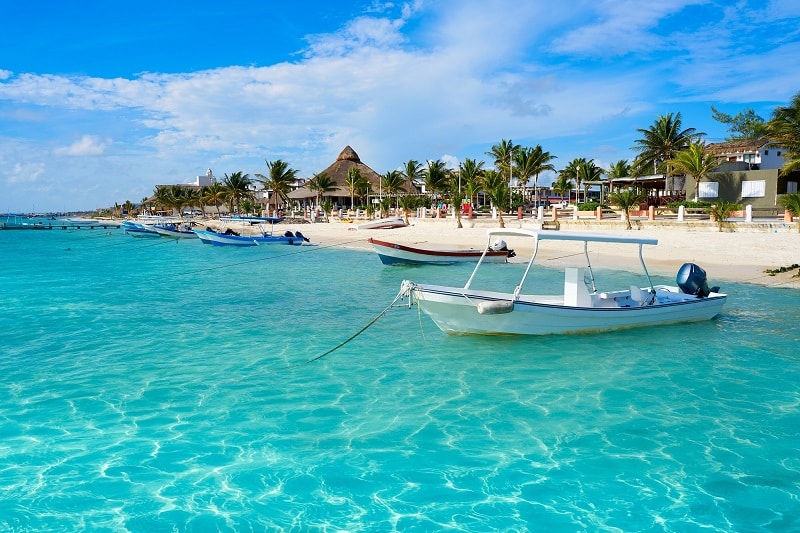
[629,285,655,306]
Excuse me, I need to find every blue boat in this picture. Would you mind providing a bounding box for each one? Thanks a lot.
[194,228,309,246]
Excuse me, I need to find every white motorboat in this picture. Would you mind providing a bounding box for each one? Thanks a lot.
[357,217,409,230]
[368,237,514,265]
[400,228,727,336]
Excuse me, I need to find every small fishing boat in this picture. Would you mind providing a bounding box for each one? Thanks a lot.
[194,228,309,246]
[368,237,514,265]
[152,223,199,239]
[357,217,409,230]
[400,228,727,336]
[121,220,160,238]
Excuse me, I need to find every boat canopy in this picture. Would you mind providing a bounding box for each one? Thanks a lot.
[486,228,658,246]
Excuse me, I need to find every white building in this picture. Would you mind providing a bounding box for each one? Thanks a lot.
[706,137,787,171]
[190,168,216,187]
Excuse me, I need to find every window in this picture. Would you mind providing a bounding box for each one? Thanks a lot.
[778,151,782,157]
[699,182,718,198]
[764,150,769,155]
[743,153,756,163]
[788,181,798,194]
[742,180,766,197]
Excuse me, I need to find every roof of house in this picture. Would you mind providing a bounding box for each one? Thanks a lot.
[706,137,772,155]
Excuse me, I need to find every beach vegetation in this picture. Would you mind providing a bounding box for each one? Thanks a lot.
[459,158,485,217]
[401,160,424,193]
[398,194,417,224]
[551,173,574,202]
[480,169,509,228]
[631,112,703,176]
[424,160,450,219]
[321,199,334,222]
[486,139,520,181]
[380,170,406,209]
[778,192,800,232]
[200,182,227,217]
[766,90,800,174]
[709,201,742,232]
[711,105,767,141]
[608,187,646,230]
[667,141,723,201]
[514,145,557,207]
[255,160,298,217]
[221,171,254,214]
[306,172,336,211]
[605,160,631,179]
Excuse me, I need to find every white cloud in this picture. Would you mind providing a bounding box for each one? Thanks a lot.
[54,135,110,156]
[7,162,45,184]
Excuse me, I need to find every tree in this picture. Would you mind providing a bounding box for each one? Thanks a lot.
[515,145,557,206]
[576,159,603,204]
[345,167,361,210]
[778,192,800,232]
[200,181,227,217]
[559,158,586,204]
[709,201,741,232]
[459,158,485,216]
[667,142,723,201]
[550,174,574,202]
[424,160,450,218]
[632,112,703,175]
[306,172,336,211]
[486,139,521,208]
[221,171,254,214]
[401,159,424,192]
[480,170,509,228]
[766,90,800,174]
[398,194,417,225]
[381,170,407,208]
[606,159,631,179]
[255,160,298,216]
[608,188,646,230]
[711,105,767,140]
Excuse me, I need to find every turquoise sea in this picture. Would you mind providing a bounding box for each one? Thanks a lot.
[1,228,799,532]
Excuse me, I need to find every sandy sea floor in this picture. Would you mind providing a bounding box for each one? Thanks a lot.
[206,214,800,290]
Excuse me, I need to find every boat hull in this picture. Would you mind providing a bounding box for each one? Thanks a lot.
[369,238,510,265]
[357,217,409,230]
[194,230,306,246]
[152,225,199,239]
[409,283,727,336]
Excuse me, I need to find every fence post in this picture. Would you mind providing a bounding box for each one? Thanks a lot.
[648,206,655,221]
[678,205,686,222]
[746,205,752,222]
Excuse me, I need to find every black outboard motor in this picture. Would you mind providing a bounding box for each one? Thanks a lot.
[294,231,310,242]
[284,230,295,238]
[676,263,712,297]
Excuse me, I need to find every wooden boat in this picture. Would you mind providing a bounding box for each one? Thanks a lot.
[152,223,199,239]
[357,217,409,230]
[400,228,727,336]
[368,237,514,265]
[193,228,309,246]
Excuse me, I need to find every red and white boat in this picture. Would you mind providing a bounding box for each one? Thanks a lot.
[368,237,514,265]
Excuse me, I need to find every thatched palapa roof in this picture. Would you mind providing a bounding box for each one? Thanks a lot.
[288,146,384,200]
[706,137,772,155]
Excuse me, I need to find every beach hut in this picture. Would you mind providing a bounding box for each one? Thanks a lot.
[289,146,420,212]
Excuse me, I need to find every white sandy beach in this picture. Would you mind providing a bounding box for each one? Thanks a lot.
[262,215,800,290]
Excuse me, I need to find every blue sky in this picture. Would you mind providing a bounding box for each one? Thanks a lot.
[1,0,800,212]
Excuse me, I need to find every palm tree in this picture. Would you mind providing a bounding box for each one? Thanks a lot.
[201,182,227,217]
[550,174,574,204]
[604,160,631,204]
[608,187,646,230]
[576,159,603,204]
[424,160,450,218]
[667,142,723,201]
[766,90,800,174]
[345,167,361,210]
[255,160,298,216]
[480,170,509,228]
[559,158,586,204]
[221,171,253,214]
[709,201,741,232]
[306,172,336,212]
[632,112,703,175]
[381,170,407,209]
[459,158,485,216]
[486,139,521,207]
[515,145,557,206]
[401,159,424,193]
[398,194,417,225]
[778,192,800,232]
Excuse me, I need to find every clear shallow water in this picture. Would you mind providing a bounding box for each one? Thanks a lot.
[1,229,799,532]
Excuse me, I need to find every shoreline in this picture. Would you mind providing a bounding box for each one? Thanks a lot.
[258,216,800,290]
